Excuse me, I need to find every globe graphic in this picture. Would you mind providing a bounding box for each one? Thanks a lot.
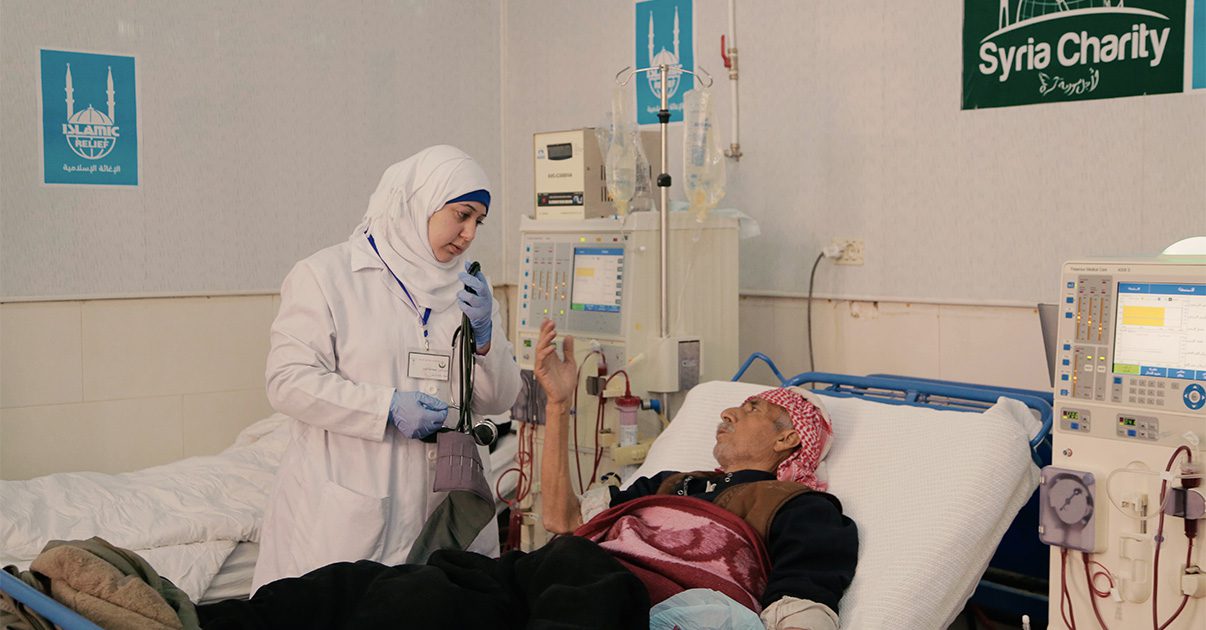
[1017,0,1116,22]
[65,106,117,159]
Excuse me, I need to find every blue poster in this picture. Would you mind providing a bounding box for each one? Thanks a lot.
[1195,0,1206,88]
[635,0,694,125]
[40,49,138,186]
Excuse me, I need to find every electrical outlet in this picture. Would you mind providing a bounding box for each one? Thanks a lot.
[835,239,864,265]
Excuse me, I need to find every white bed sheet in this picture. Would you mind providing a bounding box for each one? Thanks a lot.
[625,381,1041,630]
[1,416,522,603]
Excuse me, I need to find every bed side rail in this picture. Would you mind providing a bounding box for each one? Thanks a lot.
[731,355,1052,467]
[0,570,103,630]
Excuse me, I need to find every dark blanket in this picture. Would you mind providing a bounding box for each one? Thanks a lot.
[197,536,648,630]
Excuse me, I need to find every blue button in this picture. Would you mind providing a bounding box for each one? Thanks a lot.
[525,258,530,263]
[1063,344,1071,351]
[1184,384,1206,410]
[1171,369,1193,379]
[522,303,527,309]
[1067,282,1075,289]
[522,294,527,299]
[1070,422,1080,430]
[1066,297,1074,304]
[1065,312,1074,319]
[1060,389,1069,396]
[1127,429,1137,437]
[521,319,526,326]
[1061,374,1070,381]
[1142,366,1168,377]
[1062,359,1070,366]
[1198,371,1206,382]
[1114,377,1122,384]
[526,246,531,252]
[524,271,529,277]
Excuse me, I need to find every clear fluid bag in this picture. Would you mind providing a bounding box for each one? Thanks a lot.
[604,86,638,216]
[682,87,726,222]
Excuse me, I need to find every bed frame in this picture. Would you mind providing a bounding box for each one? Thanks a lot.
[732,352,1054,626]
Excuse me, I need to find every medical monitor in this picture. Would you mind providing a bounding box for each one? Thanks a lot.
[570,247,623,314]
[1110,282,1206,381]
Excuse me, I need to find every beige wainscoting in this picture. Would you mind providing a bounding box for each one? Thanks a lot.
[1,296,277,480]
[735,296,1049,391]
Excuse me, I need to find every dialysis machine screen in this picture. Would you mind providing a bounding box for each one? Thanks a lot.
[571,247,623,313]
[1111,283,1206,381]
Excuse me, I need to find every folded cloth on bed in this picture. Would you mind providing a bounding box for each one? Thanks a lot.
[197,535,648,629]
[574,495,771,611]
[2,537,199,630]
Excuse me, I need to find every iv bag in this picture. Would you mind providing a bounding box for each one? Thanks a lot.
[682,87,726,221]
[631,131,655,213]
[604,87,638,216]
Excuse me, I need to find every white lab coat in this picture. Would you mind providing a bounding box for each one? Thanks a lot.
[251,234,521,592]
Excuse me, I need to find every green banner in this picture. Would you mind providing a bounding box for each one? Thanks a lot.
[963,1,1186,109]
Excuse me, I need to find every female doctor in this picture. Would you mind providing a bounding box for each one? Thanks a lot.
[251,145,522,592]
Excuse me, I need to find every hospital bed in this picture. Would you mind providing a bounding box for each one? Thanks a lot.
[623,355,1052,629]
[0,413,522,605]
[2,365,1049,629]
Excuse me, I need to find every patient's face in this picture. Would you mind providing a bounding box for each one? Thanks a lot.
[712,398,789,470]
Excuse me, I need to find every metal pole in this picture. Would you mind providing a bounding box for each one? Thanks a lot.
[658,64,670,339]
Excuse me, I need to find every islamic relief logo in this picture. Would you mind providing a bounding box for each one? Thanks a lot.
[646,7,683,99]
[60,63,120,160]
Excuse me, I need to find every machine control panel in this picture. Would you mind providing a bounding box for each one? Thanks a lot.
[1059,407,1091,433]
[1115,413,1159,440]
[1055,265,1206,444]
[518,235,627,336]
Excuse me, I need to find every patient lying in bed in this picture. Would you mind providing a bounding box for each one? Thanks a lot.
[536,321,858,630]
[196,321,858,629]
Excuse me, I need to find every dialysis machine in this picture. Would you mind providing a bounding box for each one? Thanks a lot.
[1045,256,1206,628]
[513,211,739,547]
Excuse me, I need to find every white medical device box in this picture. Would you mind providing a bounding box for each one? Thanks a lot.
[1048,255,1206,625]
[515,213,737,390]
[533,128,660,221]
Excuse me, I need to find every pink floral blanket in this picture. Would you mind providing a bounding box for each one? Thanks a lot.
[573,495,771,611]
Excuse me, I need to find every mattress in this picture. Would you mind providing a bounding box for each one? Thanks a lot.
[199,541,259,603]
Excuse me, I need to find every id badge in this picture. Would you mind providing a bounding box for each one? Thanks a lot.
[408,351,451,381]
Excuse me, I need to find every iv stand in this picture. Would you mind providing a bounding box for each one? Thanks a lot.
[614,64,712,340]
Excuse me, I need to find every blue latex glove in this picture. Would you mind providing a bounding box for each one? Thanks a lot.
[389,390,449,439]
[457,262,492,347]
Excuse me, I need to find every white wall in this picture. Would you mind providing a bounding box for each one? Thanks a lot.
[1,0,504,299]
[500,0,1206,304]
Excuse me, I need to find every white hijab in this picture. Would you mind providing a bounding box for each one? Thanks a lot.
[353,145,490,311]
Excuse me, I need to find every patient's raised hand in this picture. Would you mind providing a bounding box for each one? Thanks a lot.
[533,318,577,406]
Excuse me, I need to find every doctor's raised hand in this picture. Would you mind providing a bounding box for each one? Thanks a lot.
[253,145,522,594]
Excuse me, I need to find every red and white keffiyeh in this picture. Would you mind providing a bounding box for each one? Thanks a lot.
[749,388,833,491]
